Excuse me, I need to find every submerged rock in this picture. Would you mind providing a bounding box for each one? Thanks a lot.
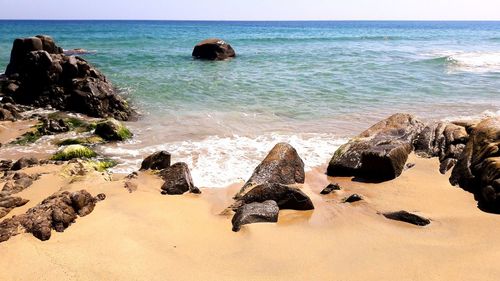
[327,113,424,181]
[140,151,171,171]
[235,183,314,211]
[450,117,500,211]
[51,144,97,161]
[95,118,132,141]
[232,200,279,232]
[160,162,199,195]
[2,35,135,120]
[234,142,305,199]
[192,38,236,60]
[383,211,431,226]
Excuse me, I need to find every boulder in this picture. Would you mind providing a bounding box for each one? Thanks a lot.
[234,183,314,211]
[327,113,424,181]
[11,157,38,171]
[192,38,236,60]
[450,117,500,211]
[2,35,135,120]
[0,190,101,242]
[383,211,431,226]
[234,143,305,199]
[95,118,132,141]
[140,151,171,170]
[0,196,29,219]
[160,162,199,195]
[231,200,279,232]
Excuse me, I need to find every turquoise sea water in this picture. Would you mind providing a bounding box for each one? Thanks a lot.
[1,21,500,186]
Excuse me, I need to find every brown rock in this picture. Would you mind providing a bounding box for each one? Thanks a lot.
[160,162,199,195]
[140,151,171,170]
[192,38,236,60]
[231,200,279,232]
[235,183,314,211]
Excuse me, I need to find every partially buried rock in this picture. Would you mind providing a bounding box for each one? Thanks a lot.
[343,194,363,203]
[234,142,305,199]
[160,162,200,195]
[192,38,236,60]
[2,35,135,120]
[232,200,279,232]
[95,118,132,141]
[327,113,424,182]
[320,183,341,195]
[234,183,314,211]
[51,144,97,161]
[140,151,171,170]
[11,157,38,171]
[0,190,101,242]
[383,211,431,226]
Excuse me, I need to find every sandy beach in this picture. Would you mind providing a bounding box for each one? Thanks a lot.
[1,117,499,281]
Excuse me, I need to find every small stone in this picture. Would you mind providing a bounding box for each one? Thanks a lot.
[344,194,363,203]
[383,211,431,226]
[320,183,341,195]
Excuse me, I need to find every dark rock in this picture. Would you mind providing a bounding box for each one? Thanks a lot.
[3,35,135,120]
[235,183,314,211]
[232,200,279,232]
[94,118,132,141]
[0,160,13,171]
[192,38,236,60]
[2,177,34,194]
[38,117,69,135]
[0,108,14,121]
[450,117,500,211]
[343,194,363,203]
[95,193,106,201]
[404,163,416,170]
[383,211,431,226]
[320,183,341,195]
[0,190,100,242]
[235,142,305,199]
[11,157,38,171]
[140,151,171,170]
[327,113,424,182]
[0,196,29,218]
[439,158,457,174]
[160,162,199,195]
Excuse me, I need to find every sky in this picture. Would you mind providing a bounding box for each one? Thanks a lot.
[1,0,500,20]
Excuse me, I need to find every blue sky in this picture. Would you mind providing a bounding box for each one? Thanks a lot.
[1,0,499,20]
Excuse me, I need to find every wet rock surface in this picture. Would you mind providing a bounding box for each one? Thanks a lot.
[0,35,135,120]
[235,142,305,199]
[0,190,102,243]
[160,162,199,195]
[95,118,132,141]
[327,113,424,182]
[192,38,236,60]
[232,200,279,232]
[383,211,431,226]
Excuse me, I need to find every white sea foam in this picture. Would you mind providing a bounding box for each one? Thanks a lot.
[104,133,348,188]
[441,109,500,123]
[427,51,500,73]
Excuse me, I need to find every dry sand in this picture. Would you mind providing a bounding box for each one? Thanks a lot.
[1,125,500,281]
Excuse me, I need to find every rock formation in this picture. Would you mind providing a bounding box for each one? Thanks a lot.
[192,38,236,60]
[160,162,200,195]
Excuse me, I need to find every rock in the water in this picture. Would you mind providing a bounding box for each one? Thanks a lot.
[11,157,38,171]
[38,117,69,135]
[343,194,363,203]
[232,200,279,232]
[235,183,314,211]
[383,211,431,226]
[235,142,305,199]
[192,38,236,60]
[320,183,341,195]
[51,144,97,161]
[327,113,424,181]
[0,190,100,242]
[2,35,135,120]
[160,162,199,195]
[95,118,132,141]
[450,117,500,211]
[140,151,171,170]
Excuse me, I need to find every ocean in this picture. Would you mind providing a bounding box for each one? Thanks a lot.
[1,20,500,187]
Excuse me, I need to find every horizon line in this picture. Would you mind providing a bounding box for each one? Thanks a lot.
[1,19,500,22]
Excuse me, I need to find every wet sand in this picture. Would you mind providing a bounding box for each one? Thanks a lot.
[1,150,500,280]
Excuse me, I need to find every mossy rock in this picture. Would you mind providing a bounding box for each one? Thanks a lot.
[51,145,97,161]
[95,118,132,141]
[88,159,118,172]
[56,136,104,146]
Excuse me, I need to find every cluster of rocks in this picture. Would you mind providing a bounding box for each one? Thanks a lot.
[229,143,314,232]
[0,190,104,242]
[139,151,200,195]
[0,35,135,121]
